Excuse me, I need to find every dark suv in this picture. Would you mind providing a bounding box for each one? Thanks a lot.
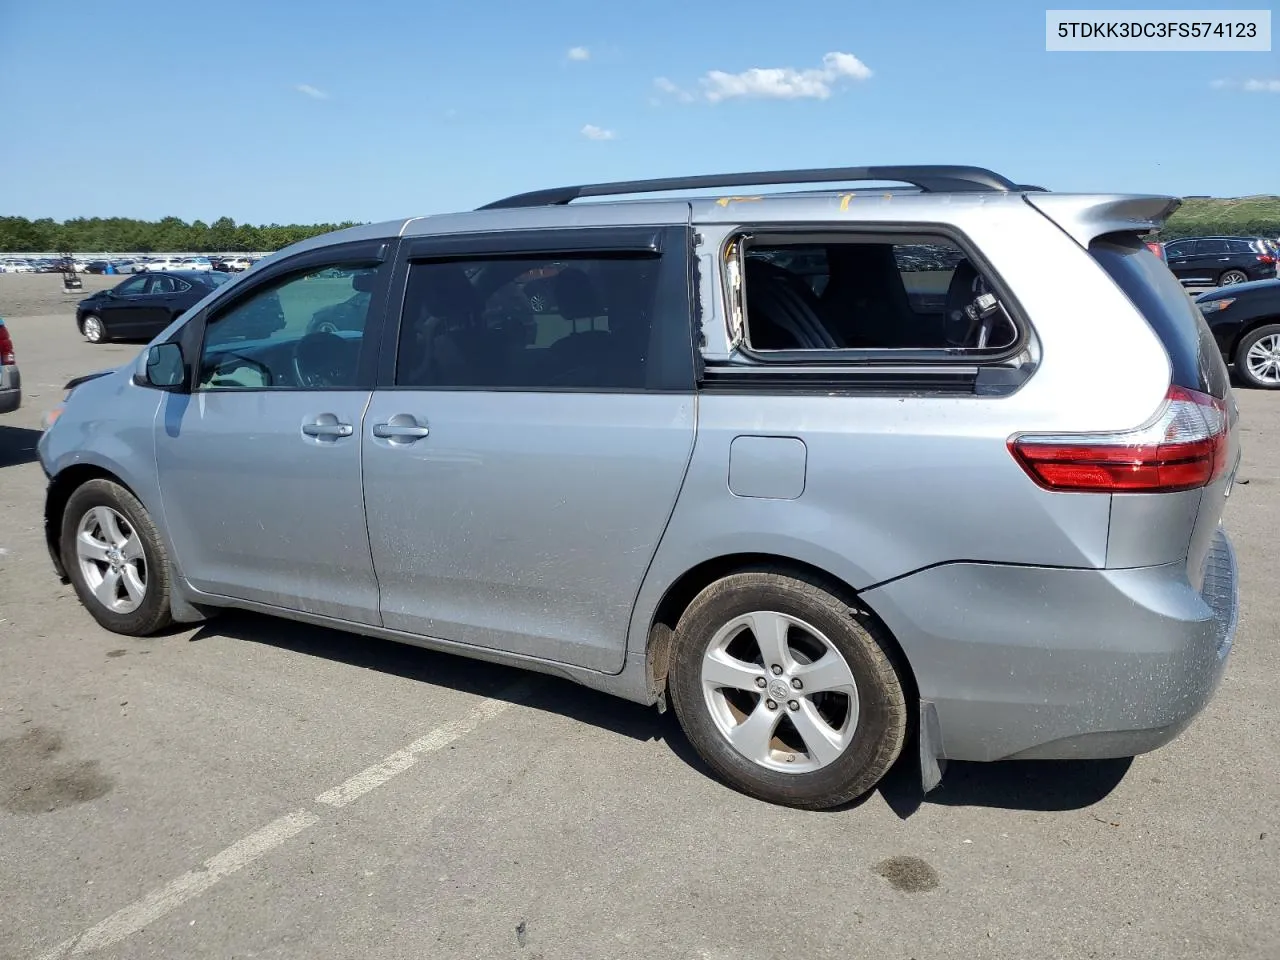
[1163,236,1277,287]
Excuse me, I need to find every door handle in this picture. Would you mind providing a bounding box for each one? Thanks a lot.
[373,414,429,442]
[373,422,430,439]
[1218,257,1231,262]
[302,420,353,438]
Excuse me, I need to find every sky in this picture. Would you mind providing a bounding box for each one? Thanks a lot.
[0,0,1277,224]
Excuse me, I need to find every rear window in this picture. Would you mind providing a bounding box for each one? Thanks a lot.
[1090,236,1229,398]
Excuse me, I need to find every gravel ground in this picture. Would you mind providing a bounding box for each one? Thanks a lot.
[0,275,1277,960]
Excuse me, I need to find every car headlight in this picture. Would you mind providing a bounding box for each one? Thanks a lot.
[1198,298,1235,315]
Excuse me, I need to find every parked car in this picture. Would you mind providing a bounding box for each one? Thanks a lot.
[0,317,19,414]
[1163,236,1277,286]
[0,259,34,273]
[1196,277,1280,389]
[179,256,213,272]
[140,257,182,272]
[38,165,1241,810]
[74,270,233,343]
[221,256,252,272]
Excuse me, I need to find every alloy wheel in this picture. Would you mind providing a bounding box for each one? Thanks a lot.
[700,610,859,773]
[75,506,147,614]
[1246,333,1280,385]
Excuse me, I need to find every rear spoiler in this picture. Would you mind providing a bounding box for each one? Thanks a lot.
[1023,194,1181,248]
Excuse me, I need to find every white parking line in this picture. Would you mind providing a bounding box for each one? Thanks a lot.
[35,686,528,959]
[315,695,513,808]
[38,809,320,960]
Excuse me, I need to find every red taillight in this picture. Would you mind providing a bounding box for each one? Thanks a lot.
[0,324,14,365]
[1257,254,1276,264]
[1010,386,1228,494]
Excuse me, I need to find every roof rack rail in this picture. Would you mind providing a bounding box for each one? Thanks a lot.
[478,165,1046,210]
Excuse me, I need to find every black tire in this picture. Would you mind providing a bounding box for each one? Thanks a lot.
[1234,322,1280,390]
[80,313,108,343]
[668,569,908,810]
[61,479,174,636]
[1219,269,1250,286]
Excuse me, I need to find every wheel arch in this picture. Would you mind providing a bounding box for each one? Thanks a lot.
[44,462,209,624]
[643,552,920,712]
[1231,314,1280,356]
[44,464,141,581]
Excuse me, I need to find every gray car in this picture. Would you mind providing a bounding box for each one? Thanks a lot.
[37,165,1242,809]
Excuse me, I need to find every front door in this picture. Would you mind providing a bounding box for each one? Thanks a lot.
[362,229,697,671]
[97,274,151,335]
[154,244,393,624]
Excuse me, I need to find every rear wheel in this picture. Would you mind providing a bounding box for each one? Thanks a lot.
[668,569,908,810]
[1235,323,1280,390]
[61,479,174,635]
[1219,269,1250,286]
[81,314,107,343]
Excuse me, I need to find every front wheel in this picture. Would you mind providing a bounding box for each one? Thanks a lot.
[668,570,908,809]
[1235,323,1280,390]
[1219,269,1250,286]
[61,479,174,635]
[81,314,107,343]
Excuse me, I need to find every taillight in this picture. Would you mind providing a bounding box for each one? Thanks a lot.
[1257,254,1276,264]
[0,323,14,365]
[1009,386,1228,494]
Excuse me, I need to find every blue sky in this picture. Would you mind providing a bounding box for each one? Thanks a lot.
[1,0,1276,223]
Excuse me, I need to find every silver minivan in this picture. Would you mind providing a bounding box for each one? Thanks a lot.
[38,166,1241,809]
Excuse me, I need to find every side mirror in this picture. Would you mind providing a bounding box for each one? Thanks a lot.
[141,343,186,389]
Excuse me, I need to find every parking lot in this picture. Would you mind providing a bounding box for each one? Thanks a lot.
[1,272,1278,960]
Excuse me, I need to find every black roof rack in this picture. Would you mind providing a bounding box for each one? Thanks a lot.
[478,165,1046,210]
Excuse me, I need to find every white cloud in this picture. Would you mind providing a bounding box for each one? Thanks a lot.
[654,52,871,104]
[703,52,871,102]
[1211,78,1280,92]
[654,76,695,103]
[580,124,617,141]
[294,83,328,100]
[568,46,590,61]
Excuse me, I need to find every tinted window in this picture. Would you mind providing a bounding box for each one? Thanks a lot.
[1090,236,1230,398]
[1196,239,1230,255]
[1163,241,1189,257]
[1228,240,1256,253]
[115,276,148,295]
[397,254,672,390]
[198,264,377,390]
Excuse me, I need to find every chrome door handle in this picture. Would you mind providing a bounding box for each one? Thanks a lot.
[302,421,353,438]
[1217,257,1231,261]
[373,422,430,440]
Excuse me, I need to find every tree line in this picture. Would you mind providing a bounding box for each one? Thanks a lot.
[0,215,361,253]
[2,201,1278,255]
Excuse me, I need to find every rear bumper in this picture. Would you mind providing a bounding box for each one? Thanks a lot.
[862,528,1239,762]
[0,364,21,413]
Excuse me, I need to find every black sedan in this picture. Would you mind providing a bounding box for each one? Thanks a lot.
[76,270,233,344]
[1196,278,1280,389]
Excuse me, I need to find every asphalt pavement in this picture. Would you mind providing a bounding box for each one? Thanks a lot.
[1,282,1277,960]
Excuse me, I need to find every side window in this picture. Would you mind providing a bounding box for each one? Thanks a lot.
[115,276,148,295]
[1229,239,1255,254]
[1196,239,1230,256]
[735,236,1017,352]
[198,264,378,391]
[396,254,663,390]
